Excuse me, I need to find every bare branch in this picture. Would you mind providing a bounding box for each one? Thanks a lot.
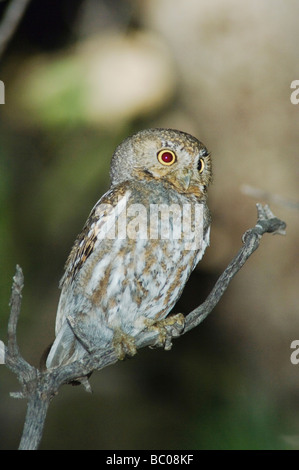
[18,391,50,450]
[2,204,286,449]
[0,0,32,60]
[184,204,286,332]
[5,265,36,386]
[7,264,23,359]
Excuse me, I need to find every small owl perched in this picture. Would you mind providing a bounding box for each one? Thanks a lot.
[46,128,212,370]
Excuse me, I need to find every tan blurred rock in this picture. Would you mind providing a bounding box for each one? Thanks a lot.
[8,31,176,127]
[82,32,176,124]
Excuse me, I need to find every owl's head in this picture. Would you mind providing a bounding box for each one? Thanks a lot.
[110,128,212,197]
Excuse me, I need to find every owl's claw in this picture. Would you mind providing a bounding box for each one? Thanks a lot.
[113,328,137,360]
[146,313,185,351]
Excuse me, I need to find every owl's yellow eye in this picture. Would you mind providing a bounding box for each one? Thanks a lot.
[157,149,176,166]
[198,158,205,174]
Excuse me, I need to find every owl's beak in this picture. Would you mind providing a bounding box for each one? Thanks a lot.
[177,168,192,191]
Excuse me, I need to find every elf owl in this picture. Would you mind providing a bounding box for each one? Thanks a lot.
[46,128,212,370]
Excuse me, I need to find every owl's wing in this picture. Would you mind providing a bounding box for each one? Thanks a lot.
[59,187,131,289]
[47,187,131,368]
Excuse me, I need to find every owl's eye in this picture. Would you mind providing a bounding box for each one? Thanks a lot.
[157,149,176,166]
[198,158,205,174]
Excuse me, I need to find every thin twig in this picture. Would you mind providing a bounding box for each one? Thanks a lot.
[7,264,23,359]
[0,0,32,60]
[184,204,286,332]
[5,265,36,398]
[2,203,286,449]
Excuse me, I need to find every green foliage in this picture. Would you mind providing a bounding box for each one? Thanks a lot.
[191,391,287,450]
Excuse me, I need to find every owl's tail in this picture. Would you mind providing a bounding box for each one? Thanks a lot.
[45,321,87,369]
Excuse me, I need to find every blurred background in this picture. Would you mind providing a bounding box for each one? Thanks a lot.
[0,0,298,450]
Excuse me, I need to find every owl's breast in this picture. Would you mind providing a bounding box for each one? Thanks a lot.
[78,236,199,334]
[57,179,210,340]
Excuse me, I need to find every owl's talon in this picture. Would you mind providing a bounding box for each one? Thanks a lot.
[146,313,185,351]
[113,329,137,360]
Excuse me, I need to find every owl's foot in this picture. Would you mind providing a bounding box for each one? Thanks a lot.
[113,328,137,360]
[146,313,185,351]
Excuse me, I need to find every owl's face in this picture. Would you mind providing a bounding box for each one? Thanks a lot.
[110,128,212,197]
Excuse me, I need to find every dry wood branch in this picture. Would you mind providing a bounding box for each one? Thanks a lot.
[2,204,286,449]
